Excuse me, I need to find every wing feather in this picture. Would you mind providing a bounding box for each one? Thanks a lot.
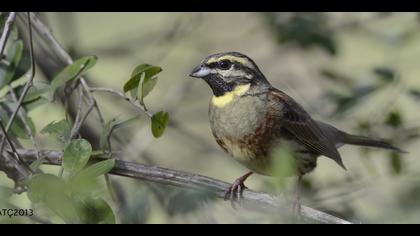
[267,88,346,169]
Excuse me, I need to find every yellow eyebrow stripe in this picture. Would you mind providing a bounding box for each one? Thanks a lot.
[207,55,254,69]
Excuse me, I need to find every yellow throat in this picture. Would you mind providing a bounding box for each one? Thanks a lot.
[211,84,250,108]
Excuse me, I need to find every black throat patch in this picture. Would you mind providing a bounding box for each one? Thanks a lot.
[203,75,234,97]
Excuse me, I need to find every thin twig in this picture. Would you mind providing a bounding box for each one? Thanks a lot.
[25,12,122,215]
[26,13,106,128]
[0,12,17,57]
[0,121,34,174]
[0,12,36,159]
[16,149,352,224]
[69,87,96,140]
[89,87,152,117]
[8,87,41,161]
[0,13,17,159]
[0,12,35,174]
[70,103,95,139]
[71,86,84,136]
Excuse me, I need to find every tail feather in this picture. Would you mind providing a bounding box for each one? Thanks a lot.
[340,133,407,153]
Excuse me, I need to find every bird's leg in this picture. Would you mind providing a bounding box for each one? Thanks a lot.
[292,174,303,216]
[224,171,253,205]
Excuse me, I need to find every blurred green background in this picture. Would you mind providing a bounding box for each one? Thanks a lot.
[2,12,420,223]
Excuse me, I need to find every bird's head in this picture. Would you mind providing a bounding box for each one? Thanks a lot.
[189,52,271,97]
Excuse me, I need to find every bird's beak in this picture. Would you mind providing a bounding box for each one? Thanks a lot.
[189,64,210,78]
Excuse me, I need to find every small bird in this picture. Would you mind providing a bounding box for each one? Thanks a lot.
[189,52,404,213]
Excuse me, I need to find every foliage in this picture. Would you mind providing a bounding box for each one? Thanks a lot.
[151,111,169,138]
[27,139,115,223]
[0,17,30,89]
[264,13,337,55]
[0,13,169,223]
[41,119,71,143]
[123,64,162,109]
[49,56,97,99]
[2,12,420,224]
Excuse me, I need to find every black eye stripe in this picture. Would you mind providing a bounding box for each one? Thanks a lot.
[233,62,244,69]
[207,62,217,69]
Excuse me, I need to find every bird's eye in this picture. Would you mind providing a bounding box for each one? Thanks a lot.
[218,60,231,70]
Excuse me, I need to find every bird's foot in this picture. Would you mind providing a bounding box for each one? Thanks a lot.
[224,179,248,201]
[224,172,253,208]
[292,196,302,217]
[292,175,303,219]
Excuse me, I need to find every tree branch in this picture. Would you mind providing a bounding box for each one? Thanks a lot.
[0,13,36,159]
[16,148,352,224]
[8,86,41,161]
[0,12,35,177]
[89,87,152,117]
[0,12,17,57]
[23,12,106,141]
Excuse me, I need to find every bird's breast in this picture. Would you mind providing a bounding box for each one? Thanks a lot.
[209,93,277,174]
[209,93,268,140]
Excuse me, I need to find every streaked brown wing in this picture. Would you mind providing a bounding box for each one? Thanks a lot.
[267,88,346,169]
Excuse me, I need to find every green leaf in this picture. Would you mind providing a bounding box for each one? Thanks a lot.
[409,89,420,102]
[76,197,116,224]
[12,115,36,139]
[66,175,101,198]
[63,139,92,177]
[373,67,395,83]
[0,186,13,199]
[49,56,97,96]
[123,64,162,102]
[29,158,43,171]
[123,64,150,93]
[385,110,403,128]
[140,66,161,95]
[11,47,31,81]
[333,94,357,114]
[319,69,353,87]
[0,103,36,139]
[0,14,5,29]
[75,159,115,180]
[19,82,50,112]
[0,40,24,89]
[265,13,337,55]
[28,174,80,223]
[68,159,115,195]
[27,174,65,203]
[325,85,376,115]
[151,111,169,138]
[270,146,297,190]
[41,119,71,142]
[389,152,403,175]
[23,97,49,112]
[139,75,158,107]
[15,81,50,103]
[0,186,13,207]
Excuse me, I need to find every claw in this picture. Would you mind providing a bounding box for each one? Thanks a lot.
[224,172,253,208]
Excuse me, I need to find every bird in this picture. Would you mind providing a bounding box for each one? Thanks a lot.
[189,51,405,213]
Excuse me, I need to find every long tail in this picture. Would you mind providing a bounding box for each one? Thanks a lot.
[339,133,407,153]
